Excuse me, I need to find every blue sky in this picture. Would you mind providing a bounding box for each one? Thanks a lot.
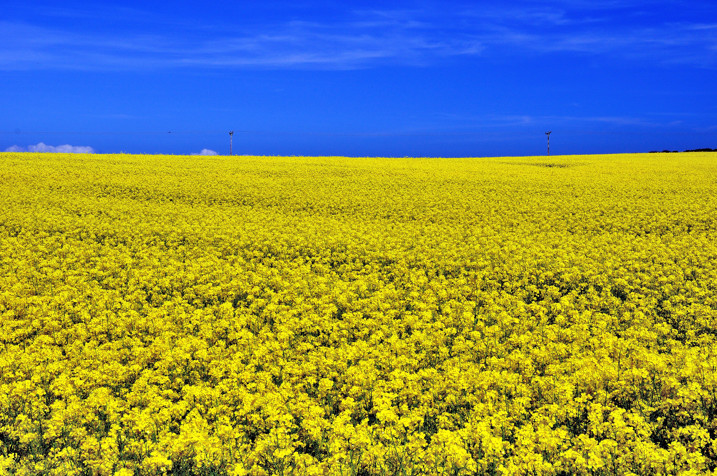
[1,1,716,157]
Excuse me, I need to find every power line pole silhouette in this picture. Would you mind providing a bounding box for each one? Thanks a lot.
[545,131,552,156]
[229,131,234,156]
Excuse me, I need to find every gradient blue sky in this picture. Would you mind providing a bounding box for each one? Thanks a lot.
[1,0,716,156]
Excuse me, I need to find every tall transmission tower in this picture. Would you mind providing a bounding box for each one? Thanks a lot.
[229,131,234,156]
[545,131,552,156]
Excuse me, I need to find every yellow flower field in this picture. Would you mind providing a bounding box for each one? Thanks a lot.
[1,152,716,475]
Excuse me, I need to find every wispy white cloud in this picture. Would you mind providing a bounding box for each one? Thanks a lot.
[5,142,95,153]
[456,4,717,65]
[0,12,482,71]
[0,4,714,71]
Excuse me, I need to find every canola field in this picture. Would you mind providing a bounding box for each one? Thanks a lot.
[1,152,716,476]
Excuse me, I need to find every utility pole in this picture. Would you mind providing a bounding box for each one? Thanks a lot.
[229,131,234,156]
[545,131,552,156]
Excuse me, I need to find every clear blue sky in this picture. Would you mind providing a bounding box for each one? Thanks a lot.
[1,1,716,157]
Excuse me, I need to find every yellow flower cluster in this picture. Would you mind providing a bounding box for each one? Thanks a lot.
[1,152,716,475]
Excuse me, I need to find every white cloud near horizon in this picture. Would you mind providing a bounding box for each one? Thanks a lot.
[194,148,218,156]
[5,142,96,153]
[0,3,714,71]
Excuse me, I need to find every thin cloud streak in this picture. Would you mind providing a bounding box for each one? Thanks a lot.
[422,112,704,132]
